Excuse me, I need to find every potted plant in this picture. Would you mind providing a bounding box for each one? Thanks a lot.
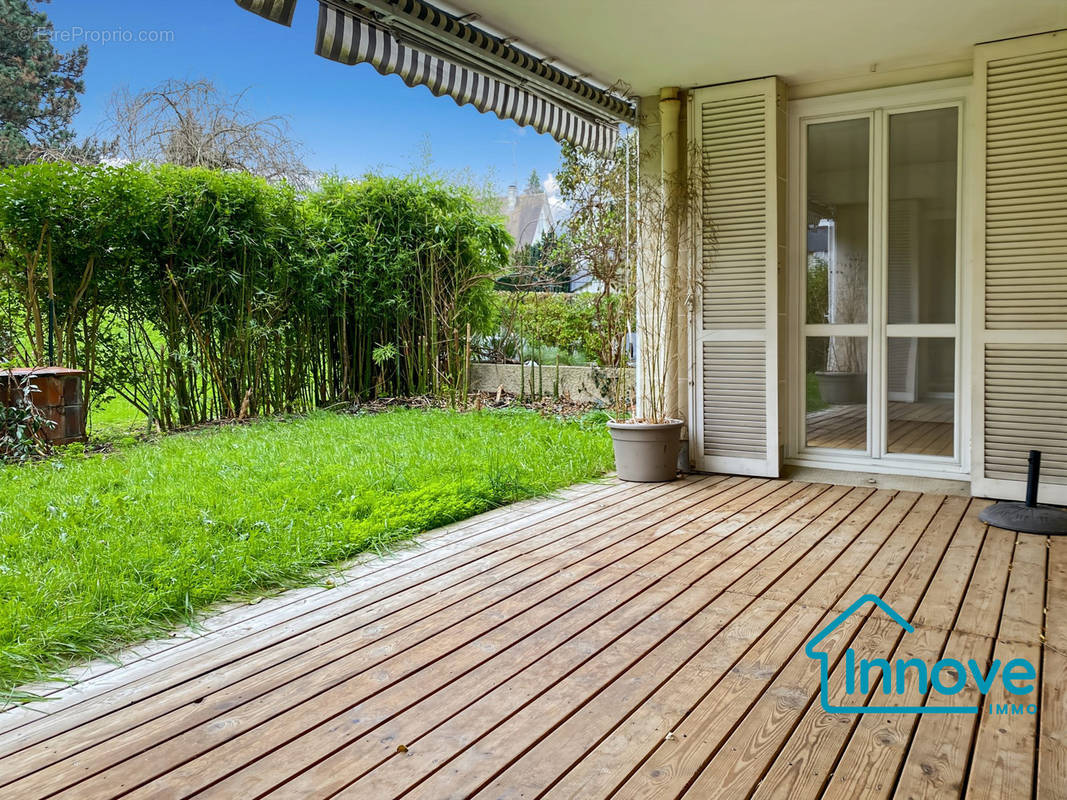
[604,133,690,481]
[606,177,685,482]
[607,414,684,482]
[551,132,693,481]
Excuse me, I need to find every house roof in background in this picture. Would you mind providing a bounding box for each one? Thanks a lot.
[498,189,554,249]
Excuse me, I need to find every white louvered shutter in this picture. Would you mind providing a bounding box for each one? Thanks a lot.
[973,31,1067,503]
[691,78,786,477]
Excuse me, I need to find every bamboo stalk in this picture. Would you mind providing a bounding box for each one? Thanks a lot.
[464,322,471,405]
[25,224,48,364]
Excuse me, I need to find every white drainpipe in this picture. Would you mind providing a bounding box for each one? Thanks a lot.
[659,87,683,422]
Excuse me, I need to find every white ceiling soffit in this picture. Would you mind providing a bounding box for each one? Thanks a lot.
[445,0,1067,96]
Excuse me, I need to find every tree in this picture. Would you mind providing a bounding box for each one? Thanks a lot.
[526,168,541,193]
[549,137,638,367]
[104,78,310,183]
[0,0,88,166]
[28,135,117,165]
[498,229,570,293]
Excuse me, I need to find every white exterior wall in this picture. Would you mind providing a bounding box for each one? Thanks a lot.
[672,29,1067,500]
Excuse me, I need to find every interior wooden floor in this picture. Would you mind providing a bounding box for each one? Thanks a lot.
[1,476,1062,799]
[806,401,954,456]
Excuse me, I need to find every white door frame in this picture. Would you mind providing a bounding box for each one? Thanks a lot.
[785,78,974,481]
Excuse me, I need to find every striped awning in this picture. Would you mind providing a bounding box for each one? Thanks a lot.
[236,0,298,26]
[234,0,634,154]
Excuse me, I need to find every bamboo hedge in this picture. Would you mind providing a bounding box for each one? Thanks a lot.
[0,163,510,428]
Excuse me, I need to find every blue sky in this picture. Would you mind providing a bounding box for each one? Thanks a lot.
[44,0,563,189]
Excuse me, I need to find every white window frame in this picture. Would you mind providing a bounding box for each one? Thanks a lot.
[785,78,974,481]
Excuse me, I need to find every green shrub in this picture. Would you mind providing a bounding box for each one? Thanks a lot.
[0,402,52,462]
[805,255,830,375]
[302,175,509,398]
[490,291,628,366]
[0,165,511,426]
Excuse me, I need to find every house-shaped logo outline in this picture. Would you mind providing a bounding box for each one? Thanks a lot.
[805,594,980,715]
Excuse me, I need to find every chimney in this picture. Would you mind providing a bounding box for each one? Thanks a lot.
[506,184,518,211]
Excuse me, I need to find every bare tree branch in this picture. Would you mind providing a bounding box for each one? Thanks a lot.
[102,78,312,185]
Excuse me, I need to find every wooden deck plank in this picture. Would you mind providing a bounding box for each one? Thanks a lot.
[0,478,651,742]
[654,496,966,800]
[0,477,737,794]
[702,495,962,800]
[0,480,616,718]
[890,510,1015,800]
[75,479,804,800]
[480,490,905,800]
[964,534,1047,800]
[538,491,919,800]
[1,476,1060,800]
[817,501,989,799]
[0,478,703,770]
[331,487,861,800]
[1038,536,1067,799]
[175,482,817,800]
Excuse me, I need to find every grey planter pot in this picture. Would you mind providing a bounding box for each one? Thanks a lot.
[607,419,685,482]
[815,371,867,405]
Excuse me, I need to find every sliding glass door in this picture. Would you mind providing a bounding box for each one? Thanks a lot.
[799,99,960,466]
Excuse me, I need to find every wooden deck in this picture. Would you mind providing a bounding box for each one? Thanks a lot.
[1,476,1063,799]
[806,401,954,456]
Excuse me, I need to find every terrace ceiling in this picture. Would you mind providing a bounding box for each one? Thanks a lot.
[446,0,1067,95]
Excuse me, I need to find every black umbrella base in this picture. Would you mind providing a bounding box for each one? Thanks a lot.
[979,502,1067,535]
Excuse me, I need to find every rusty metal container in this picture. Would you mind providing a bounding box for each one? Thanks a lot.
[0,367,87,445]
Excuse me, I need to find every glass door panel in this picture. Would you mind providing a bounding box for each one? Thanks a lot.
[806,118,870,326]
[887,108,958,326]
[804,117,870,452]
[884,107,958,459]
[797,102,960,465]
[886,337,955,457]
[806,335,868,450]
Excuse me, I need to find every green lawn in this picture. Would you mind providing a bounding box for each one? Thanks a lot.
[87,395,148,438]
[0,409,613,696]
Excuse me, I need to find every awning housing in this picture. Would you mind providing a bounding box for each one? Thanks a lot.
[235,0,635,154]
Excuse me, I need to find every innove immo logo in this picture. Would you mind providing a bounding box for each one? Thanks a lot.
[805,595,1038,715]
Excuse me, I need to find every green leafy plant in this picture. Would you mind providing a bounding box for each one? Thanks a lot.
[484,291,626,367]
[372,342,399,394]
[0,403,50,462]
[550,139,638,415]
[372,342,399,365]
[0,374,54,463]
[0,165,512,425]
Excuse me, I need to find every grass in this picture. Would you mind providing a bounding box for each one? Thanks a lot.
[87,395,147,438]
[0,408,614,695]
